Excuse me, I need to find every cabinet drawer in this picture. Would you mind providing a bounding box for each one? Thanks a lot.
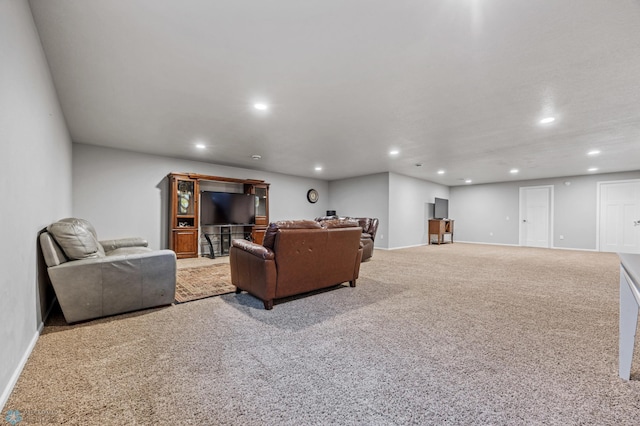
[172,229,198,258]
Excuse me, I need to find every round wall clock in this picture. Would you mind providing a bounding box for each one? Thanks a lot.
[307,189,319,203]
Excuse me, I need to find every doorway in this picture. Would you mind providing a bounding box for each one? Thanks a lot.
[519,185,553,248]
[597,179,640,254]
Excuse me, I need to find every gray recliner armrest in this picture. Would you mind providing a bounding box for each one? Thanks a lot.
[47,249,176,323]
[100,237,149,252]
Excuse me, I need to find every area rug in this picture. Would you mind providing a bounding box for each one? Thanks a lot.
[175,263,235,303]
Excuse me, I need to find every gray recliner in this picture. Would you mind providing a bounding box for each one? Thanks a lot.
[40,218,176,323]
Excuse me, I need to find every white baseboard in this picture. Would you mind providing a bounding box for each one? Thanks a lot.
[379,240,600,252]
[551,246,599,252]
[0,329,40,411]
[455,240,520,247]
[382,243,427,250]
[456,240,599,251]
[0,297,55,411]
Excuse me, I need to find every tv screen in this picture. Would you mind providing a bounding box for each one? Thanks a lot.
[201,191,256,225]
[434,197,449,219]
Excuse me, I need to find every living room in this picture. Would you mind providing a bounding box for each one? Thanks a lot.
[3,1,640,424]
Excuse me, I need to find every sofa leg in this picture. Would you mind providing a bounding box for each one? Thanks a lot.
[235,287,242,294]
[349,280,356,287]
[263,300,274,310]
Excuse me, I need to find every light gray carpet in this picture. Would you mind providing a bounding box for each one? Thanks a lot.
[5,243,640,425]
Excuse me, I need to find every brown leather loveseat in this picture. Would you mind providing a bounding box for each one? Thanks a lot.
[230,219,363,309]
[316,216,379,261]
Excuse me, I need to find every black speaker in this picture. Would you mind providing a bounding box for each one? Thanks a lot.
[326,210,336,216]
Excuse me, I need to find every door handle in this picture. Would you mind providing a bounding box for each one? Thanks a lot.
[522,219,527,223]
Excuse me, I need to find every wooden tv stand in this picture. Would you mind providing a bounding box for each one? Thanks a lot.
[168,172,270,258]
[428,219,454,245]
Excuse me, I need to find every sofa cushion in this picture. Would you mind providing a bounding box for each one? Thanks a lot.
[262,223,278,250]
[262,220,322,250]
[47,218,103,260]
[59,217,98,238]
[58,217,106,256]
[321,218,360,229]
[314,215,338,221]
[106,247,153,256]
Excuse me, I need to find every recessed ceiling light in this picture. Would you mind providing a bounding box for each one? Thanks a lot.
[195,143,206,149]
[314,166,323,171]
[588,167,598,172]
[510,169,519,174]
[437,170,445,175]
[465,179,473,184]
[587,150,601,156]
[389,150,400,156]
[540,117,555,124]
[253,103,268,111]
[251,154,262,160]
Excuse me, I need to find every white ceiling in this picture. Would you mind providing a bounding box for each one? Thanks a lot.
[29,0,640,185]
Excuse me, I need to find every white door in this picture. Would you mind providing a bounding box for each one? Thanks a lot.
[520,186,553,248]
[598,180,640,254]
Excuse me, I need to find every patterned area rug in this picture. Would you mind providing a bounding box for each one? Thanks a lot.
[175,263,235,303]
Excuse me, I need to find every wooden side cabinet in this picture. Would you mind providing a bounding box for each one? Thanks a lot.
[169,173,199,258]
[246,182,270,245]
[428,219,454,245]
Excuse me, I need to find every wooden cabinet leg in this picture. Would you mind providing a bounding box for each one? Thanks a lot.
[349,280,356,287]
[263,300,274,310]
[235,287,242,294]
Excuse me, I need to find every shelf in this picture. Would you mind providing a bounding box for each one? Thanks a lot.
[201,225,252,258]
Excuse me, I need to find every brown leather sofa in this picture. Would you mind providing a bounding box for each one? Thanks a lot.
[230,219,363,309]
[316,216,379,261]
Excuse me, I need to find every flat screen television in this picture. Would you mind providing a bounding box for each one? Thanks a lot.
[434,197,449,219]
[200,191,256,225]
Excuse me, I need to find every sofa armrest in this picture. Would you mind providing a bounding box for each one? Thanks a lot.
[230,243,277,306]
[100,237,149,252]
[231,239,274,260]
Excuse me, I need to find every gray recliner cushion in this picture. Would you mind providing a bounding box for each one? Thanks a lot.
[47,218,104,260]
[107,247,153,256]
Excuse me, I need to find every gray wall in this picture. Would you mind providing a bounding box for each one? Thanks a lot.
[450,171,640,249]
[388,173,449,248]
[328,172,449,249]
[72,144,330,251]
[328,173,390,248]
[0,0,73,409]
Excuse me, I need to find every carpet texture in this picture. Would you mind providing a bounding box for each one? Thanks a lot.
[175,263,235,303]
[5,244,640,425]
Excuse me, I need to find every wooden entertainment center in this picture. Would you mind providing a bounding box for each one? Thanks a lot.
[168,172,270,258]
[428,219,454,245]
